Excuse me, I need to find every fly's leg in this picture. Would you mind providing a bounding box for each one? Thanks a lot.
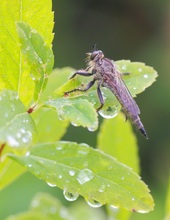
[70,70,93,79]
[96,85,105,112]
[122,72,130,75]
[64,79,96,95]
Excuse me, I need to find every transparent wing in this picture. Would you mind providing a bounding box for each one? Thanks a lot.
[108,74,140,116]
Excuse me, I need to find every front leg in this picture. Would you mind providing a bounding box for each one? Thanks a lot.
[96,85,105,112]
[70,70,93,79]
[65,79,96,95]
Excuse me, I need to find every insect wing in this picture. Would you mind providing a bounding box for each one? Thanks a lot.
[109,74,140,116]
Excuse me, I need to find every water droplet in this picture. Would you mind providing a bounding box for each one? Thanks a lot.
[133,87,136,90]
[22,136,30,143]
[23,119,29,123]
[7,136,20,147]
[99,105,120,119]
[86,199,103,208]
[136,209,149,214]
[25,46,30,51]
[30,74,36,81]
[25,151,30,156]
[143,74,148,78]
[71,122,79,127]
[38,57,43,64]
[31,29,37,34]
[138,68,142,72]
[20,128,26,134]
[69,170,75,176]
[47,182,56,187]
[132,197,135,201]
[58,174,62,179]
[110,205,119,212]
[10,104,15,112]
[63,189,79,201]
[121,176,125,180]
[16,131,21,138]
[58,113,65,121]
[78,144,90,155]
[28,164,32,168]
[98,185,105,193]
[87,126,96,132]
[77,168,94,185]
[122,65,127,70]
[56,146,63,150]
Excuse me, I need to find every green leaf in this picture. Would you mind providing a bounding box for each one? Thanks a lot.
[5,193,70,220]
[54,61,157,117]
[46,98,98,131]
[116,60,158,97]
[32,107,69,143]
[97,113,140,220]
[0,156,25,190]
[9,141,154,213]
[0,0,54,106]
[16,21,54,101]
[0,90,37,152]
[40,67,76,102]
[97,113,139,173]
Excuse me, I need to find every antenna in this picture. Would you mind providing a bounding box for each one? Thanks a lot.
[92,43,97,51]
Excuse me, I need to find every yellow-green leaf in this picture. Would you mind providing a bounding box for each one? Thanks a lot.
[0,0,54,106]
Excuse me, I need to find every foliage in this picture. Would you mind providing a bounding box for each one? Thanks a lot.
[0,0,165,220]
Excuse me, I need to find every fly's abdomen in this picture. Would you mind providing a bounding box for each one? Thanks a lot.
[129,114,148,139]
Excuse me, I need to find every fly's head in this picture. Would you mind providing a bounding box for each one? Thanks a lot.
[86,50,104,68]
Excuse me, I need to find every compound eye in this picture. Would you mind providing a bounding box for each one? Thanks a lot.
[90,51,98,60]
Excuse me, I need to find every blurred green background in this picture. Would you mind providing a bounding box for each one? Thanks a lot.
[1,0,170,219]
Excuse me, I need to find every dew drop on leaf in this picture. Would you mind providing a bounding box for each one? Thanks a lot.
[47,182,57,187]
[138,68,142,72]
[99,105,120,119]
[7,136,20,147]
[63,189,79,201]
[25,151,30,156]
[78,144,90,155]
[68,170,76,176]
[56,145,63,151]
[122,65,127,70]
[58,113,65,121]
[110,205,119,212]
[71,122,79,127]
[143,74,149,79]
[27,164,32,168]
[86,199,103,208]
[98,185,106,193]
[121,176,125,180]
[87,126,96,132]
[77,168,94,185]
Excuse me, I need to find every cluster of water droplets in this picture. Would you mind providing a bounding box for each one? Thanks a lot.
[7,127,32,148]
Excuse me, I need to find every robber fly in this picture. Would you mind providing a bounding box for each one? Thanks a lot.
[65,50,148,139]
